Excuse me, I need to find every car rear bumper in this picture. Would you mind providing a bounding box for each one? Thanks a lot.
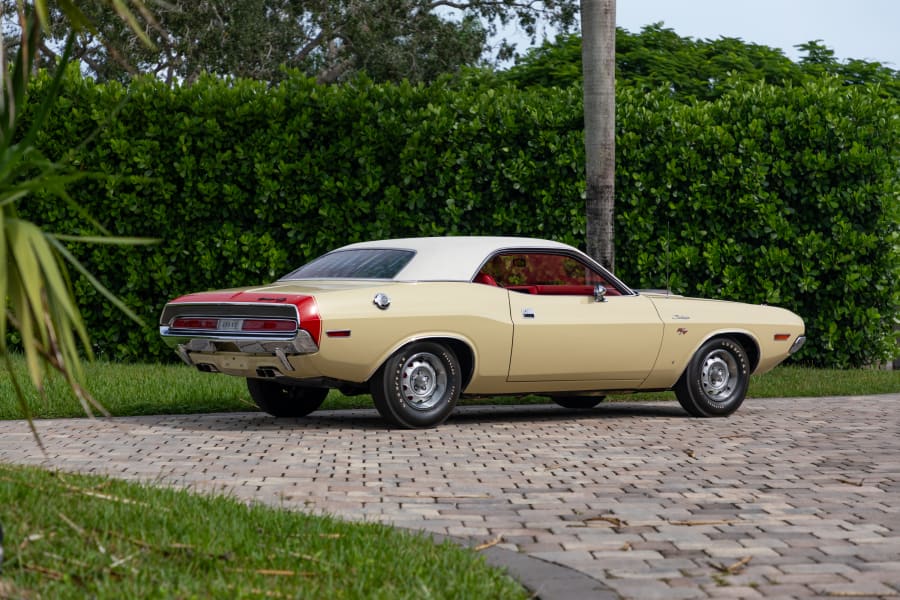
[159,327,318,372]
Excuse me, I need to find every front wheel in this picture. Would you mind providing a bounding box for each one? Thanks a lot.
[247,379,328,418]
[371,341,461,428]
[674,337,750,417]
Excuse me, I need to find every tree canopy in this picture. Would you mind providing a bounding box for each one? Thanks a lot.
[1,0,579,85]
[504,24,900,101]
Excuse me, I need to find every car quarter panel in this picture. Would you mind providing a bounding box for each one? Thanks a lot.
[306,281,515,384]
[640,295,806,389]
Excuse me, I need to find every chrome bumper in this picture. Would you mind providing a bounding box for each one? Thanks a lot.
[159,327,318,372]
[788,335,807,355]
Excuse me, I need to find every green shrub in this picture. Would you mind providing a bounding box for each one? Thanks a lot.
[16,70,898,367]
[616,82,899,367]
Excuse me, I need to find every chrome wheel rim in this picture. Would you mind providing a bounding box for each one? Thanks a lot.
[700,349,739,401]
[400,352,447,411]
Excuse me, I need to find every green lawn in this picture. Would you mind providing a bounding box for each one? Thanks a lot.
[1,355,898,420]
[0,464,527,599]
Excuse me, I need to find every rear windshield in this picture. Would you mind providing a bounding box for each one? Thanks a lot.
[280,249,415,280]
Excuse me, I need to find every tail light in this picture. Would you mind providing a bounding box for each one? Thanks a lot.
[171,318,297,333]
[241,319,297,333]
[172,318,219,330]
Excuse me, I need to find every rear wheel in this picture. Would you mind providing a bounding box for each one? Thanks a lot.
[674,337,749,417]
[551,396,605,409]
[247,379,328,418]
[371,341,461,428]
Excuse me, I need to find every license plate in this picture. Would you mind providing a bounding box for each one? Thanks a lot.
[218,318,244,331]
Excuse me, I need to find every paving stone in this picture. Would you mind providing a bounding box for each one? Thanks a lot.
[604,578,706,600]
[1,395,898,599]
[774,572,852,585]
[779,562,862,576]
[751,584,818,599]
[698,585,764,598]
[811,581,899,597]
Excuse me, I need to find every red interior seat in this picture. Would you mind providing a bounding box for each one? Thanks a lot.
[474,273,500,286]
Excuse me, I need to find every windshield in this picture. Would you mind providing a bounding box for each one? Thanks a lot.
[280,249,415,280]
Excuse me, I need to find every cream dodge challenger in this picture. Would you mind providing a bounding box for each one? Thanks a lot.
[160,236,805,428]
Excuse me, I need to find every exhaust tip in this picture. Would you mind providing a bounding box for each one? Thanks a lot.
[256,367,281,378]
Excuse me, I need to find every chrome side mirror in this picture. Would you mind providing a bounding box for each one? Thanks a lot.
[593,284,607,303]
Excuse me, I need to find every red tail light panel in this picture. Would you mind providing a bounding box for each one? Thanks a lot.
[167,292,321,345]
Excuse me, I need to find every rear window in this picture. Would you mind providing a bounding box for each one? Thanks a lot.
[280,249,415,280]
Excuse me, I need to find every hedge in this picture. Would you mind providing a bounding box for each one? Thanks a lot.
[16,70,899,367]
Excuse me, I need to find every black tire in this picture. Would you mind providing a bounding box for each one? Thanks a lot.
[246,379,328,418]
[371,341,461,428]
[674,337,750,418]
[551,396,606,409]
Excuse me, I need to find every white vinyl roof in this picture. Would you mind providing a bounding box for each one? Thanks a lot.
[338,236,581,281]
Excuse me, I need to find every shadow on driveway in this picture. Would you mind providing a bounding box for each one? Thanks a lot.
[121,401,691,433]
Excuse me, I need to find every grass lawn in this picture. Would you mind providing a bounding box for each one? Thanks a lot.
[1,355,898,420]
[0,464,527,599]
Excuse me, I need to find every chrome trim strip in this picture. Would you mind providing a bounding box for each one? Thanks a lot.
[160,327,319,355]
[163,327,297,339]
[159,302,300,329]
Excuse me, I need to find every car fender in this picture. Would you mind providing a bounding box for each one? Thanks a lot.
[361,331,480,387]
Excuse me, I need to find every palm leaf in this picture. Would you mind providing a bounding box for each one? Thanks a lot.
[53,234,159,245]
[18,33,77,154]
[6,219,85,387]
[48,235,146,326]
[47,0,96,35]
[2,1,159,433]
[1,353,44,452]
[108,0,154,47]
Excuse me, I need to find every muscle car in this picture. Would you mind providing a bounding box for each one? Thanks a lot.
[159,236,806,428]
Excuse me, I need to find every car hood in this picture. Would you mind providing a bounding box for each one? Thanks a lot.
[646,293,804,326]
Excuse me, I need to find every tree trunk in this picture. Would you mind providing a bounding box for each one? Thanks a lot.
[581,0,616,272]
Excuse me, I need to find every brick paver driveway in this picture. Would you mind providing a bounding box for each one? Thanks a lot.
[1,395,899,599]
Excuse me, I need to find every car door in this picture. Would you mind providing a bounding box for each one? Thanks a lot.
[507,292,663,383]
[478,251,664,384]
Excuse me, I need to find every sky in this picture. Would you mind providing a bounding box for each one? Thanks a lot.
[614,0,900,67]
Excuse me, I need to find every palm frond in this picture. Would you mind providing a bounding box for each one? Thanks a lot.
[48,235,146,326]
[1,1,159,435]
[53,234,160,245]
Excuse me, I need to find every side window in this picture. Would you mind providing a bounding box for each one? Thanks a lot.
[480,254,530,286]
[477,252,620,295]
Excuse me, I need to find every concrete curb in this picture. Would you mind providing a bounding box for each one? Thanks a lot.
[432,533,618,600]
